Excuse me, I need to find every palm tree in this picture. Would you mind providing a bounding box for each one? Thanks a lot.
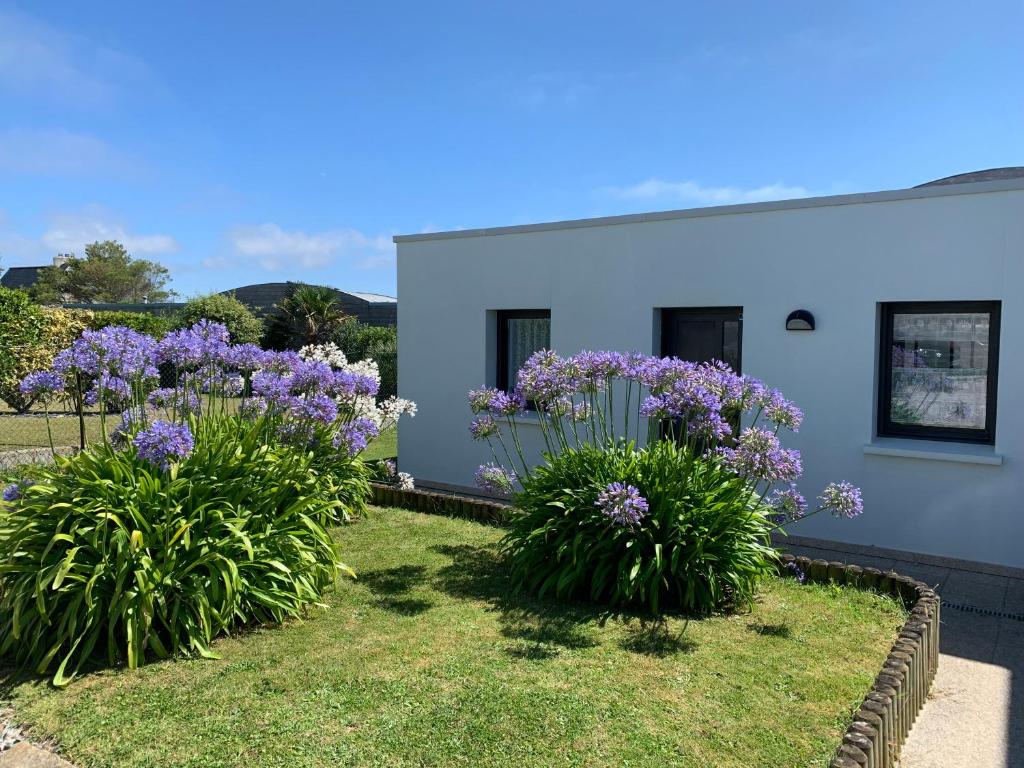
[265,284,349,349]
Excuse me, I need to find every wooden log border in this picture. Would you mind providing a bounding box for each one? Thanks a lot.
[370,483,940,768]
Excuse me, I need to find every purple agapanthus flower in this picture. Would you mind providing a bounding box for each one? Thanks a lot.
[761,389,804,432]
[84,373,132,409]
[19,371,65,399]
[132,420,194,470]
[469,415,499,440]
[53,326,157,379]
[333,417,380,456]
[291,393,339,424]
[222,343,269,372]
[721,427,802,482]
[474,462,516,496]
[769,484,808,523]
[251,370,292,407]
[820,482,864,519]
[2,481,30,502]
[595,482,649,527]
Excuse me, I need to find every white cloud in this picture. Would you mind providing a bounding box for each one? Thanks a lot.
[0,6,152,105]
[41,209,178,256]
[226,223,394,271]
[599,179,814,207]
[0,128,136,176]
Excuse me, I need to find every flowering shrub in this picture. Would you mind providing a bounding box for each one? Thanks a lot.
[0,420,344,685]
[468,350,862,613]
[0,328,416,681]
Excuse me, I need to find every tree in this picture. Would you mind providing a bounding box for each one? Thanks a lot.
[265,284,349,350]
[174,293,264,345]
[33,241,175,304]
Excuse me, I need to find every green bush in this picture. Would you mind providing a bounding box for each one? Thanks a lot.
[332,320,397,399]
[504,439,777,614]
[87,310,172,338]
[0,416,348,685]
[174,293,263,345]
[0,289,87,412]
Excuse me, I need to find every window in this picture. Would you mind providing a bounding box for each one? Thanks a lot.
[879,301,1000,443]
[496,310,551,394]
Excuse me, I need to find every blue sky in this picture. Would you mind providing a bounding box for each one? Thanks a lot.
[1,1,1022,297]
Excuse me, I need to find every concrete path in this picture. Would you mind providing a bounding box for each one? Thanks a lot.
[785,542,1024,768]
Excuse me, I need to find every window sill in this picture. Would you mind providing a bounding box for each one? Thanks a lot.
[863,439,1003,466]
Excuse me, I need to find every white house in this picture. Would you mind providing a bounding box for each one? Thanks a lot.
[395,169,1024,569]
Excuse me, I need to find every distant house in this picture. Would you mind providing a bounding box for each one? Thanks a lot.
[0,255,69,291]
[222,283,397,326]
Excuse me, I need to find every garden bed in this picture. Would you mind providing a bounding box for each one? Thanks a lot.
[4,508,907,768]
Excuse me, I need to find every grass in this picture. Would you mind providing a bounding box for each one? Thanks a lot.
[5,508,906,768]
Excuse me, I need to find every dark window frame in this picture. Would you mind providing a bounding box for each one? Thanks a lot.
[496,309,551,396]
[878,300,1001,444]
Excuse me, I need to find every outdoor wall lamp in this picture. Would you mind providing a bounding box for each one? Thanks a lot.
[785,309,815,331]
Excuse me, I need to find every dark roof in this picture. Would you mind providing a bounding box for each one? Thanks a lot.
[221,282,396,326]
[916,167,1024,187]
[0,265,44,290]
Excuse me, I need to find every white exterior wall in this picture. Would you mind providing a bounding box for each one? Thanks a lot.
[396,182,1024,568]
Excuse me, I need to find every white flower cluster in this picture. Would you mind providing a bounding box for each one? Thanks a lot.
[299,342,416,432]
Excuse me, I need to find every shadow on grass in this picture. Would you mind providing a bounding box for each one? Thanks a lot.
[747,622,792,639]
[430,543,698,659]
[358,565,435,616]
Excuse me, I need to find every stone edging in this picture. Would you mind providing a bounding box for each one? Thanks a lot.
[371,483,939,768]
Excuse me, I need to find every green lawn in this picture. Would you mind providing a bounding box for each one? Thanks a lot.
[6,508,905,768]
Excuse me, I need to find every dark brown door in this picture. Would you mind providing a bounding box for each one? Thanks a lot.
[661,307,742,372]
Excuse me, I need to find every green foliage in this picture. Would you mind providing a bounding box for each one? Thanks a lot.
[33,241,174,304]
[0,289,87,412]
[505,440,777,614]
[332,320,397,399]
[174,293,263,345]
[87,310,173,339]
[0,416,350,685]
[264,284,349,350]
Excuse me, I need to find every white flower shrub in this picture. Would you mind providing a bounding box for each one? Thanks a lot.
[300,342,416,482]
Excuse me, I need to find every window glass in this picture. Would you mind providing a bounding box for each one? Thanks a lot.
[884,305,997,439]
[505,316,550,390]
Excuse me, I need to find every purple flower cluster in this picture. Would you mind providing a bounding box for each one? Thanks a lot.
[467,388,526,416]
[721,428,802,483]
[595,482,649,527]
[132,420,195,469]
[820,482,864,519]
[157,321,230,369]
[770,484,808,522]
[333,418,380,457]
[475,462,516,496]
[2,481,31,502]
[53,326,158,380]
[469,415,499,440]
[18,371,65,400]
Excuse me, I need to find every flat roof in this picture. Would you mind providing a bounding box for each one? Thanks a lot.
[393,176,1024,244]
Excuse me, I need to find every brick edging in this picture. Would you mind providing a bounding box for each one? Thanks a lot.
[371,483,939,768]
